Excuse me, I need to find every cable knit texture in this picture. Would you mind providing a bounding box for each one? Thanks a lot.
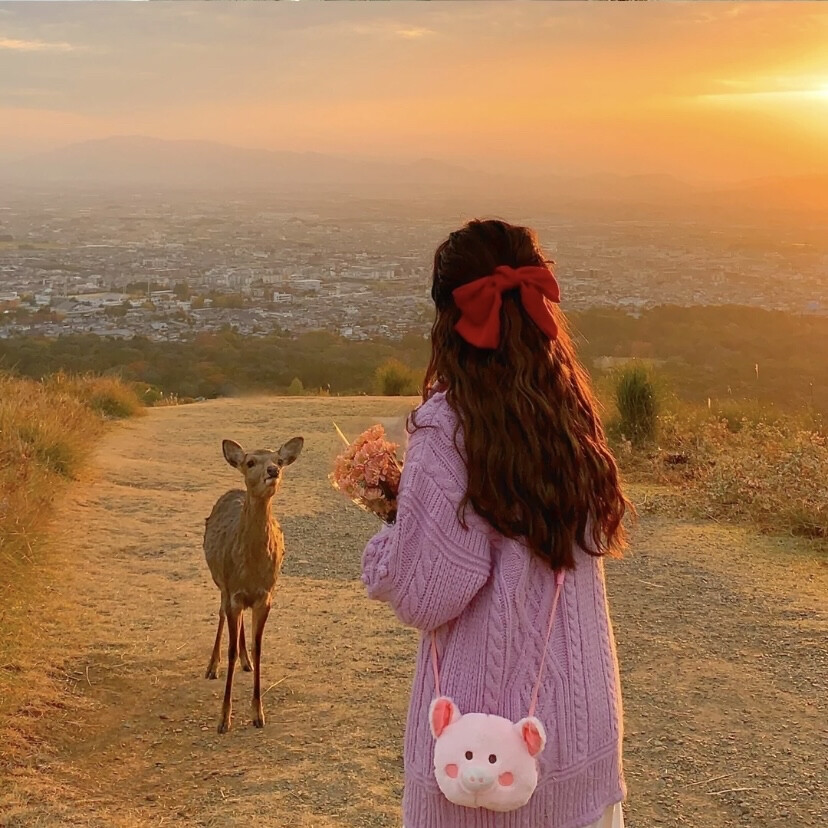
[361,392,625,828]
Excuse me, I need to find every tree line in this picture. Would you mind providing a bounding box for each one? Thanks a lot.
[1,306,826,413]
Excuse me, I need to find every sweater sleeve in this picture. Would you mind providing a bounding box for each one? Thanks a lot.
[360,404,492,632]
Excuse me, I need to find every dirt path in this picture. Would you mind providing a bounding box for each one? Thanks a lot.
[1,397,826,828]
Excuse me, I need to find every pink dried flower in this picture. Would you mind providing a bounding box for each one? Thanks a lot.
[330,423,402,522]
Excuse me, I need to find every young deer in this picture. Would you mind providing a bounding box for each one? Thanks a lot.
[203,436,303,733]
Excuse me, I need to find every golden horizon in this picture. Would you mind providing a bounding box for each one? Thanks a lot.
[0,2,826,183]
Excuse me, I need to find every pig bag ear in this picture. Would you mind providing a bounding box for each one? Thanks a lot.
[429,696,460,738]
[515,716,547,757]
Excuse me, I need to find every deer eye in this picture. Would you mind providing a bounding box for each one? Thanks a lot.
[246,459,255,468]
[465,751,473,760]
[488,754,497,764]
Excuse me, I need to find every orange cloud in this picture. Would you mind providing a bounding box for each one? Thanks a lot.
[0,37,75,53]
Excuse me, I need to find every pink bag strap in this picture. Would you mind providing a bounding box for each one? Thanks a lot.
[528,569,565,718]
[429,570,565,719]
[430,630,441,697]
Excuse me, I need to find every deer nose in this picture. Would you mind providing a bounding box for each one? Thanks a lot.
[266,465,279,478]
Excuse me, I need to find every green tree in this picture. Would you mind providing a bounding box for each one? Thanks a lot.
[286,377,304,396]
[211,293,245,309]
[374,358,419,396]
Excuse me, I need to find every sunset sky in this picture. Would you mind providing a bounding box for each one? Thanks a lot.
[1,1,827,183]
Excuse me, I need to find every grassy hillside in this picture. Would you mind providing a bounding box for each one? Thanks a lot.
[0,372,143,597]
[601,368,827,543]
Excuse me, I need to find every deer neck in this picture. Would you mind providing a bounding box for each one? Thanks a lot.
[238,492,277,556]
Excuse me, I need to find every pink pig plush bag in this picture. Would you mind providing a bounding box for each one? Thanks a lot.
[428,570,565,813]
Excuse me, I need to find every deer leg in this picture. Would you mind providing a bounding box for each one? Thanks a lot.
[218,600,241,734]
[239,613,253,673]
[205,604,225,679]
[251,599,271,728]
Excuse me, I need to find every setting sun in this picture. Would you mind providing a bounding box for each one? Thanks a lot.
[699,80,828,104]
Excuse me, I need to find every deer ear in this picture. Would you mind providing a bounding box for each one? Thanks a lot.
[429,697,460,739]
[222,440,245,469]
[278,436,304,466]
[516,717,546,757]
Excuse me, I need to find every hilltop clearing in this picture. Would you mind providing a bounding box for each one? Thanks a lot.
[1,397,825,827]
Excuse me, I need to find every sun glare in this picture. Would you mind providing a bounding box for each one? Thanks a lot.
[699,76,828,107]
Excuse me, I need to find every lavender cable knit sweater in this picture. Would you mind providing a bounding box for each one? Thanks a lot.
[361,392,625,828]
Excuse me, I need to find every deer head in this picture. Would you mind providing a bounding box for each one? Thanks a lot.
[221,437,304,500]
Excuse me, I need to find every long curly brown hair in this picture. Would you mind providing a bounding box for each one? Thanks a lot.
[417,218,629,569]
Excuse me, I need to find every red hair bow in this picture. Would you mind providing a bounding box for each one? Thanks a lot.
[452,265,561,349]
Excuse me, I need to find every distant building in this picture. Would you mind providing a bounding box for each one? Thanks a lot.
[68,292,129,307]
[292,279,322,293]
[89,327,134,340]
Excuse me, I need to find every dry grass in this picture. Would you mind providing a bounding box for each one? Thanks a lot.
[618,399,828,541]
[1,374,98,568]
[44,372,146,420]
[0,372,144,709]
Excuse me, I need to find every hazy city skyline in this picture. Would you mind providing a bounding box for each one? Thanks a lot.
[2,1,827,184]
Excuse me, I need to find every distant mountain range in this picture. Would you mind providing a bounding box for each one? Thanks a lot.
[0,136,500,197]
[1,135,826,216]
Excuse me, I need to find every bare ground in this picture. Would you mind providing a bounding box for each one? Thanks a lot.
[0,397,826,828]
